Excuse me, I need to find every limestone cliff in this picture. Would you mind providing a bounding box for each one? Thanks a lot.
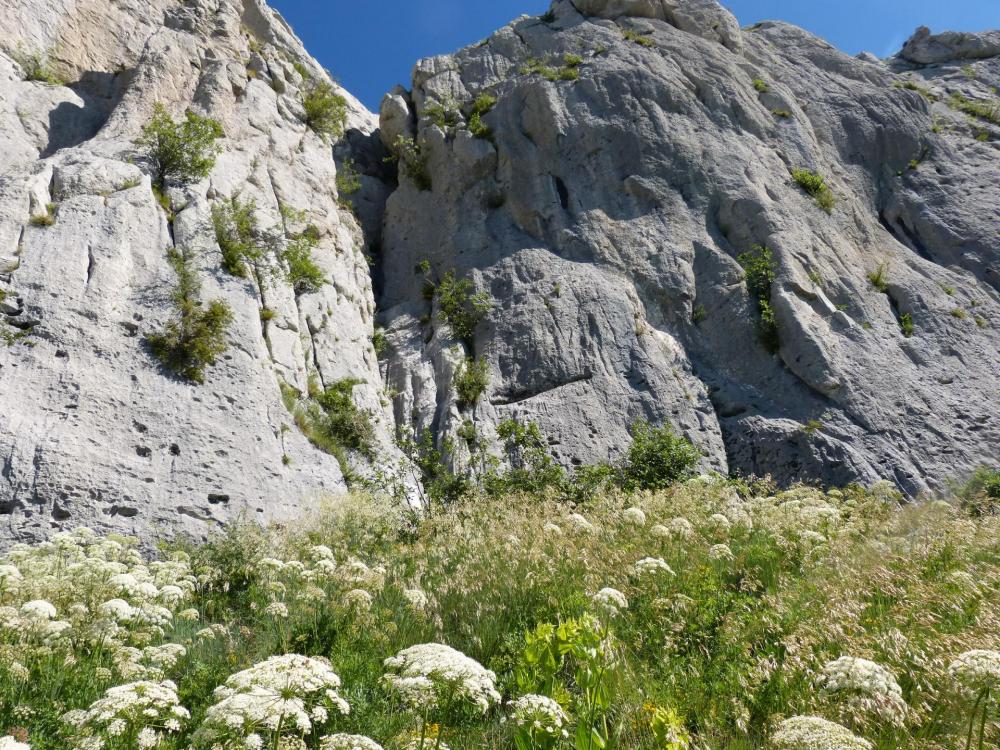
[376,0,1000,495]
[0,0,403,542]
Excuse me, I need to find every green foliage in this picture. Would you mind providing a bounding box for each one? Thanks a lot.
[147,248,233,383]
[389,135,432,190]
[520,55,583,82]
[737,244,780,352]
[752,77,770,93]
[899,312,915,338]
[893,79,938,101]
[691,304,707,324]
[292,60,311,81]
[136,103,224,188]
[951,308,968,320]
[487,418,567,496]
[791,168,837,213]
[211,195,264,278]
[436,270,492,348]
[11,46,63,84]
[454,357,490,409]
[802,419,824,438]
[949,92,1000,126]
[280,224,325,295]
[772,109,792,118]
[468,93,498,139]
[516,615,620,750]
[336,159,363,199]
[284,378,376,473]
[618,420,700,492]
[371,327,388,356]
[423,99,462,131]
[302,80,348,139]
[29,203,56,227]
[956,466,1000,517]
[622,28,656,47]
[868,262,890,293]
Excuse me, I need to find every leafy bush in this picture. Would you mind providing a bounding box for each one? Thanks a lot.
[792,168,837,213]
[283,378,376,474]
[211,195,265,278]
[302,81,348,139]
[147,248,233,383]
[388,135,431,191]
[467,93,497,139]
[280,224,325,294]
[336,159,362,199]
[899,312,915,338]
[436,270,492,348]
[737,244,780,352]
[956,465,1000,517]
[136,103,224,187]
[520,55,583,82]
[454,357,490,409]
[618,420,700,491]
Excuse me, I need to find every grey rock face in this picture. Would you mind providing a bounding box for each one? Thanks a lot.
[0,0,406,544]
[900,26,1000,65]
[378,0,1000,495]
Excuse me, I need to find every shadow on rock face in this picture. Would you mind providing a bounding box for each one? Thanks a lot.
[42,70,131,158]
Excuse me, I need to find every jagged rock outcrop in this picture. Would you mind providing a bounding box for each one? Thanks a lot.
[0,0,405,543]
[377,0,1000,494]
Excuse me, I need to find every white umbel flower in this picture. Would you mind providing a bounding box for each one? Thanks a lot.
[20,600,57,621]
[320,734,385,750]
[949,650,1000,696]
[198,655,349,744]
[509,694,569,738]
[819,657,908,726]
[709,544,734,562]
[0,738,31,750]
[771,715,872,750]
[383,643,500,714]
[633,557,674,577]
[622,507,647,527]
[592,588,629,616]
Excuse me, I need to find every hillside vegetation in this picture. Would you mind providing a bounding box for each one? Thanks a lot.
[0,475,998,750]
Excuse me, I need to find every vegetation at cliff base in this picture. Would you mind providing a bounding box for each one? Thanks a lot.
[0,474,998,750]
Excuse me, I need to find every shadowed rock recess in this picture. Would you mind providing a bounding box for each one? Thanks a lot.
[0,0,998,543]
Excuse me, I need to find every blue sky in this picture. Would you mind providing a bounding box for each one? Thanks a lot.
[269,1,1000,110]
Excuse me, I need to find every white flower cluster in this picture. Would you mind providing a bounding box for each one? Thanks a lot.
[568,513,596,533]
[320,734,384,750]
[633,558,675,577]
[383,643,500,714]
[665,517,695,539]
[749,489,845,543]
[63,679,189,748]
[508,694,569,739]
[255,552,385,612]
[0,528,196,654]
[197,655,349,746]
[771,715,872,750]
[709,544,734,562]
[819,657,907,726]
[622,507,647,527]
[0,738,30,750]
[948,649,1000,696]
[592,588,628,616]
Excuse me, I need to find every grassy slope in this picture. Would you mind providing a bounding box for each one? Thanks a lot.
[0,479,998,749]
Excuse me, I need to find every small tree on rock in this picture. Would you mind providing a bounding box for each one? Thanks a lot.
[137,103,224,188]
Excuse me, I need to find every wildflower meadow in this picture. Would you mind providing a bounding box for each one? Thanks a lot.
[0,478,998,749]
